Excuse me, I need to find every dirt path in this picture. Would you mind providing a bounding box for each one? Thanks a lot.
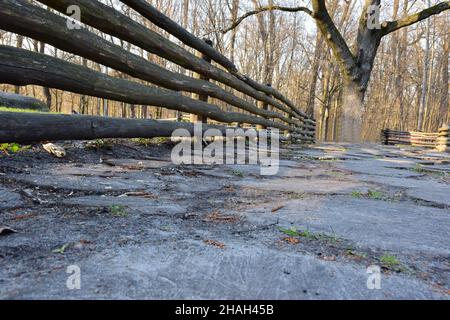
[0,140,449,299]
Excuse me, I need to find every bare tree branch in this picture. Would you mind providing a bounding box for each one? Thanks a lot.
[221,0,358,79]
[381,1,450,36]
[221,5,312,34]
[311,0,358,79]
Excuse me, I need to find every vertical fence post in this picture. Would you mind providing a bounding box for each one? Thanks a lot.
[191,39,213,124]
[285,114,292,137]
[257,84,271,131]
[437,125,449,152]
[381,129,388,145]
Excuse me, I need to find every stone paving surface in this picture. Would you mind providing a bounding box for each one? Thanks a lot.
[0,141,449,299]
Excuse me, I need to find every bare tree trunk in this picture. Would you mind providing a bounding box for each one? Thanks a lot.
[142,105,148,119]
[229,0,240,63]
[440,31,449,125]
[14,35,23,94]
[340,80,364,142]
[306,33,322,117]
[121,102,127,118]
[39,41,52,110]
[418,0,432,131]
[80,57,88,114]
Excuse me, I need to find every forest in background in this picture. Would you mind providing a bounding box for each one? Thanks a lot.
[0,0,448,142]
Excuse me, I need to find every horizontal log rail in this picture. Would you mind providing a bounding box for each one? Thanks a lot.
[0,112,227,144]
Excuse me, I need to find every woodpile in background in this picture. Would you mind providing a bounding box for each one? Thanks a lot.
[437,126,450,152]
[382,126,450,152]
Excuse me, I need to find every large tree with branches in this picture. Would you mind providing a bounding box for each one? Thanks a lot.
[224,0,450,141]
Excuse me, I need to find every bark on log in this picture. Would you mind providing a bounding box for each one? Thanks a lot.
[0,112,229,143]
[0,91,48,111]
[36,0,313,124]
[0,45,309,134]
[1,0,304,129]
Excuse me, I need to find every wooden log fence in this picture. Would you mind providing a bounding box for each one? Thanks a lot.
[382,127,449,152]
[0,0,316,144]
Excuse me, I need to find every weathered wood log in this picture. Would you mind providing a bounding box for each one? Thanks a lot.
[437,126,450,152]
[0,45,311,134]
[438,126,450,137]
[0,112,229,143]
[0,0,306,131]
[36,0,313,124]
[0,91,48,111]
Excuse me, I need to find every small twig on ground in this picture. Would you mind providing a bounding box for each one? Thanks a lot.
[233,220,279,234]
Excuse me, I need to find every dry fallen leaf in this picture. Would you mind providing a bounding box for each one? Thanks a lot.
[282,237,300,245]
[204,211,239,223]
[0,227,18,236]
[43,143,66,158]
[203,240,226,249]
[272,205,285,213]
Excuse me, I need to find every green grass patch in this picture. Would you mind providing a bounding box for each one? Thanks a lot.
[110,205,129,217]
[352,189,385,200]
[412,164,446,177]
[0,143,30,154]
[87,139,113,150]
[380,253,401,269]
[0,106,40,113]
[229,169,244,177]
[52,244,70,254]
[367,190,384,200]
[345,249,367,260]
[412,164,428,174]
[0,106,57,114]
[278,227,340,243]
[132,137,171,146]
